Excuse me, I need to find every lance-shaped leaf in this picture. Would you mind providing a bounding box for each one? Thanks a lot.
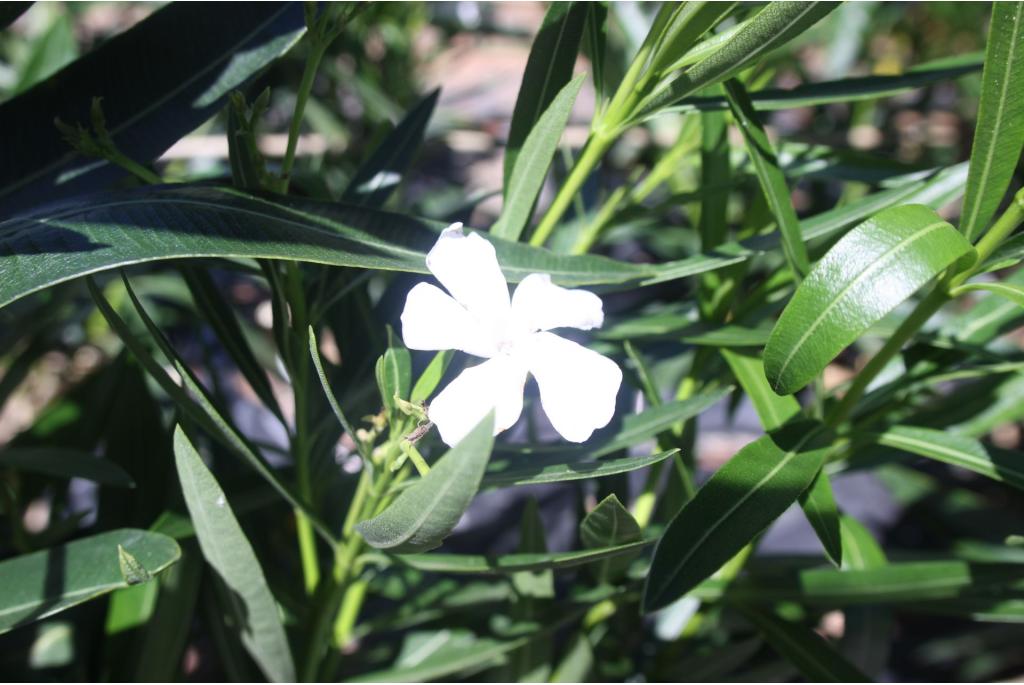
[764,204,974,395]
[869,425,1024,491]
[0,447,134,487]
[724,78,809,277]
[950,281,1024,309]
[0,529,179,634]
[481,449,677,489]
[342,89,440,208]
[960,2,1024,242]
[739,606,871,682]
[492,74,586,242]
[356,413,495,553]
[635,2,839,120]
[173,427,295,683]
[504,1,589,185]
[0,185,656,310]
[643,422,830,612]
[0,3,305,215]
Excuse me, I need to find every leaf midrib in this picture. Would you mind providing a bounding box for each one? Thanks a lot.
[773,220,948,386]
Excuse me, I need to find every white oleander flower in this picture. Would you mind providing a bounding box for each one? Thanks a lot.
[400,224,623,447]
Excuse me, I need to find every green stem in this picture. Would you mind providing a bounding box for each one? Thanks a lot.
[530,131,615,247]
[956,187,1024,284]
[279,41,328,192]
[107,151,163,185]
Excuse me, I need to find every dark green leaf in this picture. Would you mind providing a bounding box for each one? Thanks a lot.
[173,426,295,683]
[482,449,677,489]
[388,537,654,574]
[504,1,589,185]
[356,413,494,552]
[635,2,839,120]
[0,3,305,214]
[0,447,134,487]
[869,425,1024,491]
[0,528,179,634]
[960,2,1024,242]
[740,607,870,682]
[798,471,842,566]
[643,422,830,611]
[0,185,657,310]
[764,205,974,395]
[724,78,809,276]
[410,350,454,404]
[493,74,586,241]
[581,494,642,580]
[342,89,440,208]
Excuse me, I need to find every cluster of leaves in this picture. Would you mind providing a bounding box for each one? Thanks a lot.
[1,1,1023,682]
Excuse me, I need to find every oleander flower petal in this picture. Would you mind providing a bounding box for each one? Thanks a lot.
[428,355,528,446]
[511,273,604,332]
[400,282,499,358]
[522,332,622,443]
[425,224,511,334]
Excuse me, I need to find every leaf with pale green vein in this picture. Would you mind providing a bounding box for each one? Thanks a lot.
[869,425,1024,491]
[0,528,179,634]
[0,184,660,311]
[959,2,1024,241]
[0,3,305,215]
[481,449,678,489]
[504,2,589,185]
[643,422,830,612]
[657,53,983,114]
[356,413,494,553]
[724,78,808,277]
[173,427,295,683]
[635,2,840,121]
[342,89,440,208]
[0,447,134,487]
[387,537,654,574]
[493,74,586,241]
[950,281,1024,308]
[764,205,975,395]
[739,607,870,682]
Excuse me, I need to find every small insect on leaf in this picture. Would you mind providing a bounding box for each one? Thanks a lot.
[117,544,152,586]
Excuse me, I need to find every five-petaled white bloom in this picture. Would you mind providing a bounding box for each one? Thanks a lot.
[400,224,623,447]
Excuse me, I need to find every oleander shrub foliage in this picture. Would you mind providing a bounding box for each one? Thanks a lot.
[2,1,1024,681]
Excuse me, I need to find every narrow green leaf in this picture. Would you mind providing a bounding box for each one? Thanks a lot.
[356,413,494,552]
[0,447,134,487]
[0,185,658,311]
[410,350,454,404]
[482,449,677,489]
[798,471,842,566]
[724,78,809,276]
[308,325,358,445]
[182,265,284,423]
[493,74,586,241]
[342,89,440,208]
[635,2,839,120]
[870,425,1024,491]
[960,2,1024,241]
[505,1,589,185]
[657,54,983,114]
[943,265,1024,343]
[839,516,892,678]
[720,349,799,431]
[0,4,305,214]
[950,281,1024,308]
[0,529,179,634]
[388,537,654,574]
[90,276,335,545]
[695,560,1024,605]
[376,327,412,414]
[581,2,608,104]
[173,426,295,683]
[740,607,870,682]
[764,205,975,395]
[643,422,830,611]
